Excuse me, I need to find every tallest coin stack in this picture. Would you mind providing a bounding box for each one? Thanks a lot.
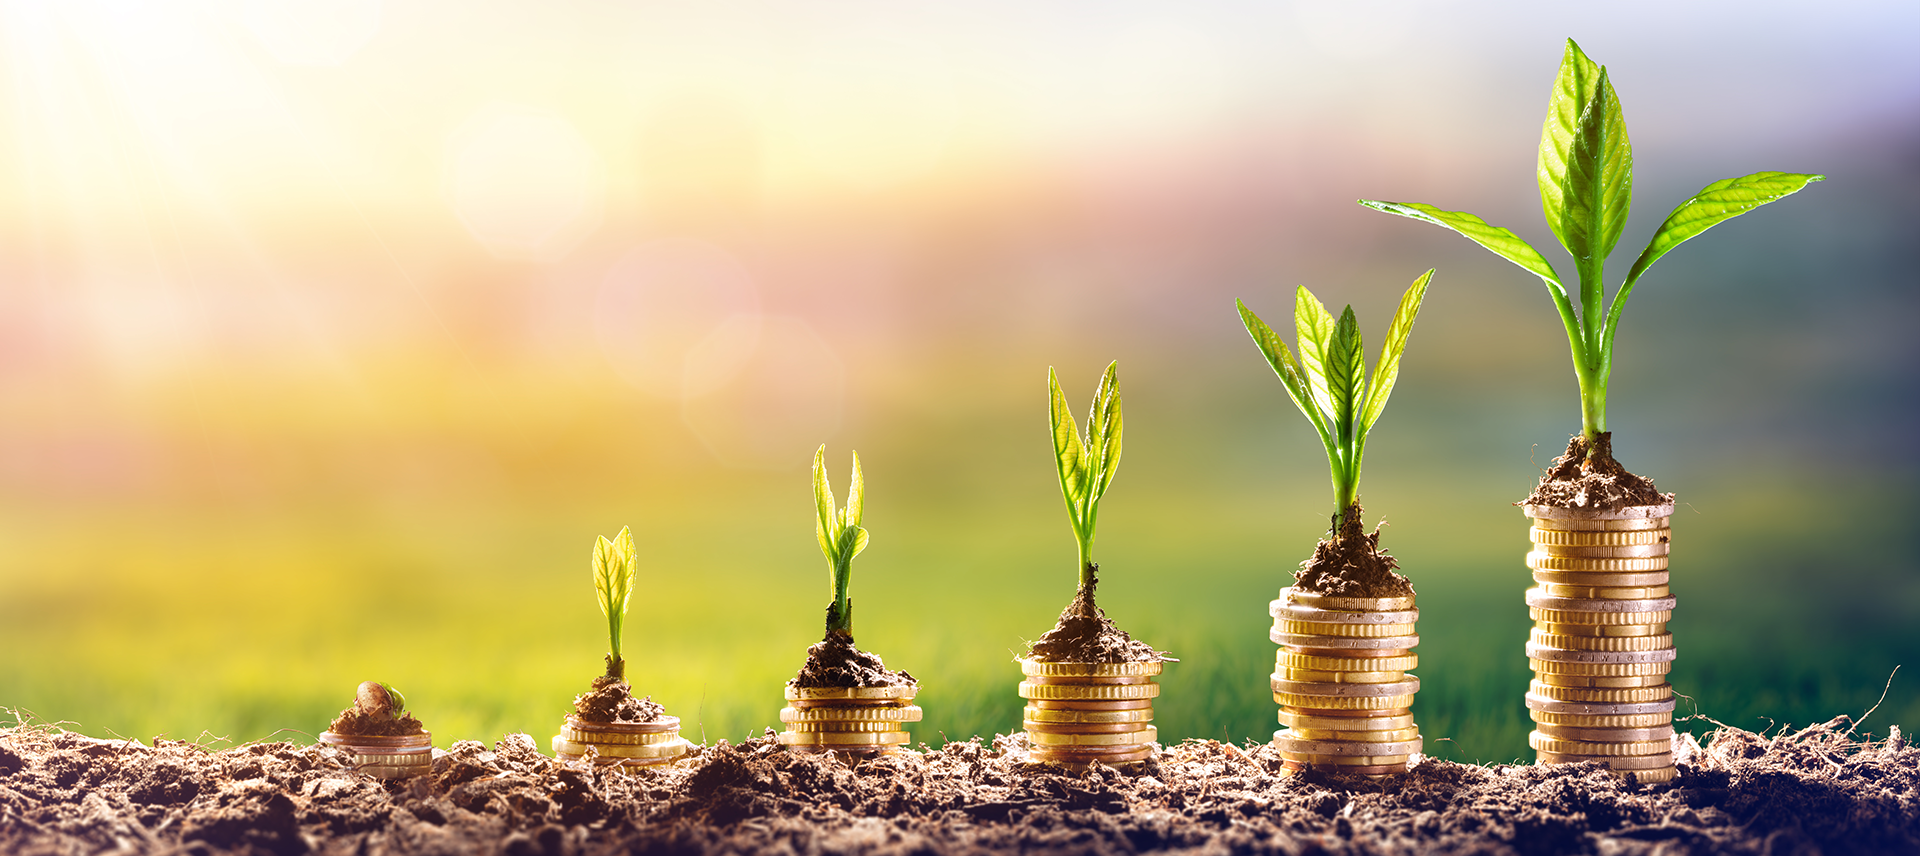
[1522,503,1678,783]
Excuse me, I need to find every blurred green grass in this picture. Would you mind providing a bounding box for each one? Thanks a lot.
[1,361,1914,761]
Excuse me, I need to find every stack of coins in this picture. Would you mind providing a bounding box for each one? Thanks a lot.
[1018,659,1161,768]
[777,685,921,755]
[552,715,691,767]
[319,730,434,779]
[1268,588,1423,776]
[1523,503,1678,784]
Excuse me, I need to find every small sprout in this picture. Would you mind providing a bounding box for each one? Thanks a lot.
[813,445,869,638]
[1048,362,1122,588]
[592,526,638,682]
[354,681,404,717]
[1238,271,1432,536]
[1359,39,1821,464]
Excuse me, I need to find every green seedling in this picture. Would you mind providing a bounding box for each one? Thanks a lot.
[1048,362,1122,589]
[1360,39,1821,465]
[813,445,869,639]
[1237,271,1433,536]
[355,681,406,716]
[592,526,637,682]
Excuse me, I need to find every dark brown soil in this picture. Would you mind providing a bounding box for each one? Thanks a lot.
[1525,433,1673,510]
[571,679,665,724]
[1027,566,1166,663]
[790,632,917,689]
[326,683,424,738]
[1293,505,1414,598]
[2,715,1913,855]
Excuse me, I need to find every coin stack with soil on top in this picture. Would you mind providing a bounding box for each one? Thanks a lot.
[778,633,920,755]
[1521,435,1678,784]
[319,681,434,779]
[1019,572,1167,769]
[1268,510,1424,776]
[553,678,691,767]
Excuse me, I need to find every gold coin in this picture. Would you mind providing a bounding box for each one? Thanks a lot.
[1530,732,1670,756]
[1271,676,1420,698]
[1624,766,1678,783]
[1528,554,1668,573]
[1535,673,1670,689]
[552,737,689,759]
[1275,750,1412,767]
[1279,711,1416,731]
[1529,528,1668,547]
[786,685,917,702]
[1532,570,1669,587]
[1528,681,1672,703]
[560,727,684,745]
[1028,698,1154,712]
[1027,725,1157,747]
[779,705,922,723]
[1277,652,1419,672]
[1534,621,1667,637]
[1019,659,1163,678]
[1275,620,1417,638]
[356,764,432,779]
[348,752,432,766]
[320,731,434,751]
[1529,710,1671,729]
[1282,590,1416,612]
[1531,629,1673,650]
[1525,511,1671,531]
[1530,608,1672,626]
[1273,731,1422,755]
[1019,681,1160,701]
[1023,705,1154,724]
[1529,659,1670,677]
[1536,751,1674,770]
[777,730,911,746]
[1030,745,1155,765]
[782,719,904,733]
[1023,720,1151,735]
[1538,584,1670,599]
[1273,692,1415,710]
[1279,668,1408,684]
[1534,724,1674,743]
[1528,543,1670,560]
[1289,726,1421,742]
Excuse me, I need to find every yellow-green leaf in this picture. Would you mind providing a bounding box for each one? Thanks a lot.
[1624,171,1825,289]
[1293,286,1339,424]
[1048,367,1089,506]
[811,445,837,563]
[1357,200,1567,298]
[1360,269,1433,434]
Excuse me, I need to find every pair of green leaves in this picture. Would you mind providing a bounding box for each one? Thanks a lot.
[1359,39,1822,437]
[1237,272,1432,527]
[592,526,638,664]
[813,445,868,634]
[1048,362,1121,578]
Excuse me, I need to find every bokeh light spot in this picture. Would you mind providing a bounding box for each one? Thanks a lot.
[593,239,760,397]
[447,107,604,261]
[771,36,958,193]
[681,316,844,469]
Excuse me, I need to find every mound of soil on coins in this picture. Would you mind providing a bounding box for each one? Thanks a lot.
[1027,568,1166,663]
[327,682,425,737]
[572,679,665,724]
[790,632,916,689]
[2,715,1913,855]
[1525,433,1673,510]
[1294,505,1414,598]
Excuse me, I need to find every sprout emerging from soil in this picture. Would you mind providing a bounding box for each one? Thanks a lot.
[813,445,869,640]
[592,526,638,683]
[327,681,423,737]
[1359,39,1822,476]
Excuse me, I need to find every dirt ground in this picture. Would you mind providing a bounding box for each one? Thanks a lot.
[2,715,1913,855]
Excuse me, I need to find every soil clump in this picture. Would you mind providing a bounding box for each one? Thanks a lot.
[3,714,1913,855]
[1293,504,1414,598]
[1027,567,1165,663]
[326,683,423,738]
[790,632,916,689]
[1525,432,1673,510]
[572,679,665,724]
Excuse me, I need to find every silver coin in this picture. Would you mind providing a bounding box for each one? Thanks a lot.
[1525,642,1675,664]
[1524,693,1677,716]
[1270,631,1419,650]
[1523,503,1674,522]
[1269,602,1420,624]
[1524,590,1678,613]
[1270,677,1420,698]
[1272,731,1423,757]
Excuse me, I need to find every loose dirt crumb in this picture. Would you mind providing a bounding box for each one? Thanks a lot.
[572,678,665,723]
[2,715,1913,855]
[790,632,916,688]
[1027,567,1167,663]
[1294,503,1415,598]
[326,681,425,737]
[1525,432,1673,509]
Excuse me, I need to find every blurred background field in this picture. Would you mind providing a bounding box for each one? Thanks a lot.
[1,1,1916,764]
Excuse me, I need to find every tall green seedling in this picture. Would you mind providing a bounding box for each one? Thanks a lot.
[1238,271,1433,537]
[1049,362,1122,591]
[592,526,637,682]
[813,445,869,639]
[1360,39,1821,465]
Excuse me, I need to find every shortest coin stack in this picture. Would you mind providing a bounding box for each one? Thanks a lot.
[1019,659,1162,768]
[1523,503,1678,784]
[1269,587,1423,776]
[778,685,922,755]
[552,715,692,767]
[319,731,434,779]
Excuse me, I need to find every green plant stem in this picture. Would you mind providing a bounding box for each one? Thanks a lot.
[827,558,854,636]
